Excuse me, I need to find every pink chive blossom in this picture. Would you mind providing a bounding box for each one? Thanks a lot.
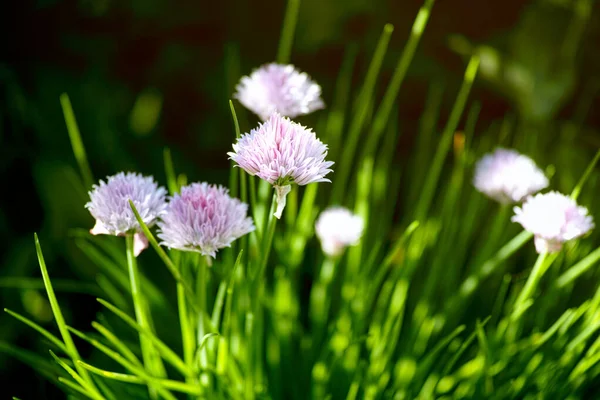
[315,207,364,257]
[474,148,549,204]
[86,172,167,256]
[157,183,254,258]
[512,191,594,253]
[234,63,324,121]
[228,113,334,219]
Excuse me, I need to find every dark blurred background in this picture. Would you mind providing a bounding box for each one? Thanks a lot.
[1,0,599,397]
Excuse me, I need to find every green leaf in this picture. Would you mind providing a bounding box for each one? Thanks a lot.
[34,233,97,389]
[570,148,600,201]
[4,308,67,353]
[58,378,99,400]
[49,350,105,400]
[163,148,179,195]
[97,298,193,378]
[332,23,395,203]
[60,92,94,189]
[67,326,178,400]
[78,361,202,395]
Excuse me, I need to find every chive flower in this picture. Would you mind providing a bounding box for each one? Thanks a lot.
[228,113,334,218]
[474,148,549,204]
[157,183,254,258]
[512,191,594,253]
[234,63,324,121]
[315,207,364,257]
[86,172,167,256]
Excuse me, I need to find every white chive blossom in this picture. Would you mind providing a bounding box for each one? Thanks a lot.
[512,191,594,253]
[315,207,364,257]
[86,172,167,256]
[474,148,549,204]
[228,113,334,219]
[157,183,254,258]
[234,63,324,121]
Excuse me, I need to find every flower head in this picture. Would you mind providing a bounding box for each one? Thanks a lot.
[234,63,324,121]
[157,183,254,258]
[474,148,549,203]
[228,113,334,218]
[512,191,594,253]
[315,207,364,257]
[86,172,167,256]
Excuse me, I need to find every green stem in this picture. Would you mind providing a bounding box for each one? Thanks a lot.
[195,256,212,393]
[126,235,160,398]
[254,195,278,283]
[177,284,195,379]
[60,93,94,189]
[512,252,548,320]
[414,55,479,221]
[360,0,436,161]
[277,0,301,64]
[331,24,394,203]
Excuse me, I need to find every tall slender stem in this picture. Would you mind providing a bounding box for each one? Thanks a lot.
[512,252,548,320]
[126,234,159,399]
[277,0,301,64]
[195,256,212,393]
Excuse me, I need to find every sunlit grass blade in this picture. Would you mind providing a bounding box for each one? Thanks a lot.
[276,0,300,64]
[60,93,94,189]
[58,377,99,400]
[332,23,395,203]
[556,245,600,288]
[124,234,166,387]
[414,55,480,221]
[163,148,179,195]
[78,361,203,395]
[4,308,67,353]
[571,148,600,200]
[361,0,436,160]
[67,326,178,400]
[97,298,194,378]
[34,233,97,390]
[50,350,105,400]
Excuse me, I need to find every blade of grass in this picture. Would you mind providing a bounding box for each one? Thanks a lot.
[571,148,600,201]
[125,234,165,387]
[4,308,67,353]
[97,298,194,378]
[58,378,99,400]
[163,148,178,195]
[556,246,600,288]
[276,0,301,64]
[60,93,94,189]
[361,0,436,160]
[78,361,202,395]
[35,233,98,390]
[332,23,395,203]
[67,326,178,400]
[49,351,105,400]
[414,55,480,221]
